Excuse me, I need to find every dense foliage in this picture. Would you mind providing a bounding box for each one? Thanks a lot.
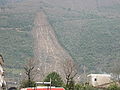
[44,72,64,87]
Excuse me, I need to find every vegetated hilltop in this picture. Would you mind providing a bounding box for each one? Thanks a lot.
[0,0,120,78]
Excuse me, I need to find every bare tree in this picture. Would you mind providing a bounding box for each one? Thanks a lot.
[21,58,47,88]
[62,59,78,90]
[23,58,38,84]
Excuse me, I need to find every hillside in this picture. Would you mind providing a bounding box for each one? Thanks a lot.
[0,0,35,78]
[0,0,120,78]
[42,0,120,73]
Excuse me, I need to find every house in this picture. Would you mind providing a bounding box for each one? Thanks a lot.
[0,54,6,89]
[87,74,112,88]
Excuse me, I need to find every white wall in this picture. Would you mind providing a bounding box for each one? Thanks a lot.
[87,74,112,87]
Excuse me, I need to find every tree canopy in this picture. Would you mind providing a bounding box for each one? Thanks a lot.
[44,72,64,87]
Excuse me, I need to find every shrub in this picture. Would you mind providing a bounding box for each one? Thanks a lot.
[20,80,36,88]
[65,79,75,90]
[74,84,98,90]
[44,72,64,87]
[107,83,120,90]
[74,84,83,90]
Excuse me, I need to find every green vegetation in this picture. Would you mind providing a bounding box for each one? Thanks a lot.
[20,80,36,88]
[65,79,75,90]
[107,84,120,90]
[0,13,34,30]
[44,72,99,90]
[44,72,64,87]
[0,0,120,81]
[0,0,38,80]
[45,5,120,73]
[74,84,98,90]
[0,12,35,77]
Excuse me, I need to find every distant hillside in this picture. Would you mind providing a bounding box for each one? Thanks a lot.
[43,0,120,73]
[0,1,35,78]
[44,0,120,11]
[0,0,23,6]
[0,0,120,78]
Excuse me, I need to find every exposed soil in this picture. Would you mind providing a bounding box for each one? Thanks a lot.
[32,12,72,80]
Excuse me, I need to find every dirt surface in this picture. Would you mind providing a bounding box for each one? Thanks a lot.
[32,12,72,80]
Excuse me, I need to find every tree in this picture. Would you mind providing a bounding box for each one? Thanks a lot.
[62,59,78,90]
[44,72,64,87]
[21,58,37,88]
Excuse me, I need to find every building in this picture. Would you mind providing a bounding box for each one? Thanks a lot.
[87,74,112,87]
[0,54,6,89]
